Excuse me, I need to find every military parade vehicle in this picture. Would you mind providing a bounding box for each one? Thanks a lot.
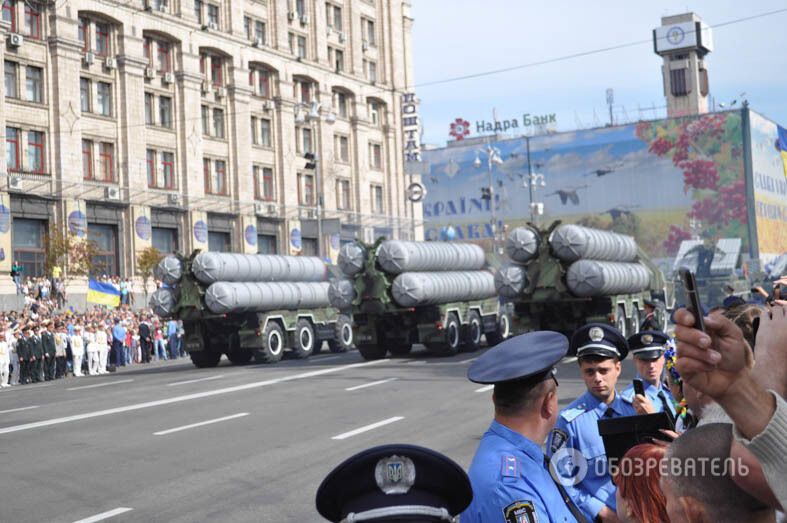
[329,239,511,360]
[150,252,353,368]
[671,238,751,307]
[494,221,672,337]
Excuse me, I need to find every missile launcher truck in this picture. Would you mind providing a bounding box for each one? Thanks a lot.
[330,239,512,360]
[150,252,354,368]
[495,221,672,337]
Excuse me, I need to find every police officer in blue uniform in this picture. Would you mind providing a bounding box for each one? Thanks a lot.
[462,331,589,523]
[546,324,636,523]
[620,330,677,424]
[315,443,472,522]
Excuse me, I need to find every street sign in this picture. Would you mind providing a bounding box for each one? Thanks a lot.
[406,182,426,202]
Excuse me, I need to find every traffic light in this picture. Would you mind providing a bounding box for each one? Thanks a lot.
[304,152,317,170]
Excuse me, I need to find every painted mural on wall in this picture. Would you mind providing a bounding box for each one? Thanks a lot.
[421,111,748,267]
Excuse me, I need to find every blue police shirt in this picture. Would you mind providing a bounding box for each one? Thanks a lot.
[546,390,637,520]
[462,420,576,523]
[620,375,677,418]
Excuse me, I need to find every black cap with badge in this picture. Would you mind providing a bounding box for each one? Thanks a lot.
[467,331,568,385]
[571,323,629,361]
[627,330,669,360]
[315,444,472,522]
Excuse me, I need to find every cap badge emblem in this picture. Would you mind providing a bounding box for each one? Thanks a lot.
[589,327,604,342]
[375,455,415,495]
[641,334,654,345]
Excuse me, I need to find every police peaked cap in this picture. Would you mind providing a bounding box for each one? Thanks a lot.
[468,331,568,385]
[571,323,628,361]
[627,330,669,360]
[315,444,472,522]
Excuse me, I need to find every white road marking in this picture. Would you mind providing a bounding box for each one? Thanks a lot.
[475,385,494,393]
[72,507,133,523]
[167,375,224,387]
[2,383,53,392]
[345,377,398,391]
[561,356,578,364]
[0,405,39,414]
[314,355,341,362]
[331,416,405,440]
[154,412,249,436]
[0,359,388,435]
[67,379,134,391]
[459,357,478,364]
[404,360,426,365]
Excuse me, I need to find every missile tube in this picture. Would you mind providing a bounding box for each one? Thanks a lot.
[566,260,651,297]
[328,279,356,310]
[337,243,366,276]
[204,281,331,314]
[149,288,177,318]
[192,252,327,284]
[155,256,183,286]
[376,240,486,274]
[391,271,496,307]
[505,227,540,263]
[494,265,529,298]
[549,224,639,262]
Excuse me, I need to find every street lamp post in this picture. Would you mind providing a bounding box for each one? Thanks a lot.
[524,136,546,223]
[473,143,503,248]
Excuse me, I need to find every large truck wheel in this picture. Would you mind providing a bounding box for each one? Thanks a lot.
[463,311,483,352]
[428,313,461,356]
[615,305,628,337]
[327,315,353,353]
[629,305,641,335]
[226,334,253,365]
[189,350,221,368]
[486,309,512,346]
[291,319,315,359]
[357,343,387,360]
[255,322,285,364]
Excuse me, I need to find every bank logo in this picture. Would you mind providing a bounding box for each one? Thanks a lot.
[449,118,470,141]
[549,447,588,486]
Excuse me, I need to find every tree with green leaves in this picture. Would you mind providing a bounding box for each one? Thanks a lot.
[45,230,100,285]
[136,246,163,302]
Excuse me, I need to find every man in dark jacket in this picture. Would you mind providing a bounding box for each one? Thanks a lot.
[41,320,56,380]
[138,318,152,364]
[30,324,44,382]
[16,327,32,384]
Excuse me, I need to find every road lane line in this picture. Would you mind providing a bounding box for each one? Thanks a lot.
[345,378,398,391]
[404,360,426,365]
[314,355,341,362]
[67,379,134,391]
[167,375,224,387]
[0,359,388,435]
[331,416,404,440]
[2,383,53,392]
[475,385,494,393]
[459,357,478,364]
[72,507,133,523]
[0,405,39,414]
[154,412,249,436]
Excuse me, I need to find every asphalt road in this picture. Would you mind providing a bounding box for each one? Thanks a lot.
[0,346,638,523]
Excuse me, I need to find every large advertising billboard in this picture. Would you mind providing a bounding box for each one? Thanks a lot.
[422,111,750,271]
[749,111,787,263]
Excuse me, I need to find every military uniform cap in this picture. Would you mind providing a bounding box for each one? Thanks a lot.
[571,323,628,361]
[468,331,567,385]
[643,299,657,308]
[315,443,472,522]
[627,330,669,360]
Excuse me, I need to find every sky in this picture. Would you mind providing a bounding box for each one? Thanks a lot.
[410,1,787,146]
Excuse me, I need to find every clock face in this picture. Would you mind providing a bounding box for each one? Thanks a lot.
[667,26,685,45]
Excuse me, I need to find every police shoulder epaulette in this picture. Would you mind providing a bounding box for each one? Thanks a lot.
[560,405,586,422]
[619,388,634,403]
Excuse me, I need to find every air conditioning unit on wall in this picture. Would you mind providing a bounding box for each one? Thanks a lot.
[162,72,174,84]
[167,193,181,205]
[104,56,117,69]
[8,33,23,47]
[8,176,21,190]
[105,187,120,200]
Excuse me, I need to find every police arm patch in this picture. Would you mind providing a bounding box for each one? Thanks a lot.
[503,500,538,523]
[549,428,568,454]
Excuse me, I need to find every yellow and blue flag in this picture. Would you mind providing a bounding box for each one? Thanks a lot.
[87,279,120,307]
[778,125,787,180]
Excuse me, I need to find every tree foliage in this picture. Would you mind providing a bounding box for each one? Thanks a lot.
[136,246,163,299]
[45,230,100,282]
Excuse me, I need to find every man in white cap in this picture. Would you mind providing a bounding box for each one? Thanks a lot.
[70,325,85,377]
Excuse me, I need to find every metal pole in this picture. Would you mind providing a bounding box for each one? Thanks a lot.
[488,147,495,249]
[314,117,323,259]
[526,136,534,222]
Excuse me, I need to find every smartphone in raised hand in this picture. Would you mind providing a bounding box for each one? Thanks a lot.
[679,267,706,333]
[633,378,645,397]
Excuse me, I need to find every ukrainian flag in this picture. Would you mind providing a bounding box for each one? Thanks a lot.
[87,279,121,307]
[779,125,787,180]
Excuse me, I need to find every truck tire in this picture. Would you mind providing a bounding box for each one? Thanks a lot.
[255,322,285,364]
[189,350,221,368]
[226,334,253,365]
[428,313,461,357]
[486,309,512,346]
[291,319,315,359]
[358,343,387,360]
[327,315,354,353]
[616,305,628,337]
[463,311,483,352]
[630,306,641,335]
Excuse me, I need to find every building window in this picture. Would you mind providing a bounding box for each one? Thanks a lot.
[326,3,342,31]
[336,179,351,210]
[212,108,225,138]
[363,18,376,46]
[82,139,93,180]
[4,61,17,99]
[24,2,40,40]
[257,234,277,254]
[201,105,210,135]
[255,20,265,44]
[210,57,222,86]
[143,37,152,65]
[27,130,44,173]
[96,82,112,116]
[3,0,16,33]
[334,91,348,117]
[670,68,689,97]
[368,100,382,126]
[144,93,153,124]
[213,159,226,194]
[13,219,46,278]
[80,78,90,112]
[194,0,202,23]
[250,116,257,144]
[294,79,312,103]
[94,22,109,56]
[289,33,306,59]
[371,184,384,213]
[334,49,344,72]
[159,96,172,128]
[98,142,114,181]
[6,127,19,171]
[369,142,382,169]
[335,135,349,163]
[295,0,305,16]
[259,118,271,147]
[365,60,377,83]
[161,151,174,189]
[88,224,118,276]
[244,16,250,39]
[146,149,155,186]
[78,17,87,49]
[156,41,171,73]
[297,127,312,154]
[254,68,271,97]
[298,173,314,205]
[25,66,42,103]
[207,4,218,26]
[254,165,274,201]
[152,227,178,254]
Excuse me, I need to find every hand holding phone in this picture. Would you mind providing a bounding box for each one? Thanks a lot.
[679,267,706,332]
[633,378,645,397]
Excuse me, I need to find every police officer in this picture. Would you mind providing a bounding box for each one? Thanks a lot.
[638,300,660,331]
[17,326,33,384]
[41,319,56,381]
[462,331,588,523]
[315,443,472,522]
[546,324,636,523]
[30,323,44,382]
[620,331,677,424]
